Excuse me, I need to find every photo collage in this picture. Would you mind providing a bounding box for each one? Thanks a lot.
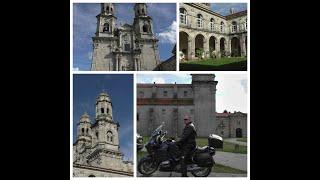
[71,0,249,178]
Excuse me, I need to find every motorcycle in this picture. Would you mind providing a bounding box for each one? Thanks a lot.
[138,122,223,177]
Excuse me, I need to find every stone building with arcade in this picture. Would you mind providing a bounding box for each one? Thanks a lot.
[179,3,247,61]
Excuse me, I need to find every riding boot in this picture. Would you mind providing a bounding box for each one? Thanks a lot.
[181,156,188,177]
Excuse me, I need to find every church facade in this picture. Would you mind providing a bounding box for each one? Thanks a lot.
[73,92,133,177]
[179,3,247,61]
[91,3,161,71]
[137,74,247,138]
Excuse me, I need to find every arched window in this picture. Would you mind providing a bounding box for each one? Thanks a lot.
[179,8,187,25]
[107,108,109,114]
[101,108,104,113]
[142,8,144,14]
[106,6,109,12]
[107,131,113,142]
[86,128,88,134]
[232,21,237,33]
[103,23,110,32]
[96,132,99,138]
[110,7,113,13]
[81,128,84,134]
[210,18,215,31]
[197,14,203,28]
[143,24,149,33]
[220,21,224,33]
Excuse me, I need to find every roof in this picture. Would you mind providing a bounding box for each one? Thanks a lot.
[225,10,247,20]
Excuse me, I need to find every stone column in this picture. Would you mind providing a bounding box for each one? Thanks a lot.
[115,54,119,71]
[118,55,122,71]
[241,36,247,57]
[228,38,232,57]
[204,37,209,59]
[190,37,195,60]
[134,58,137,71]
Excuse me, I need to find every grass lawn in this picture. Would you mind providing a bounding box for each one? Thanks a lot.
[137,151,246,174]
[196,138,247,154]
[214,163,247,174]
[180,57,247,71]
[236,138,247,142]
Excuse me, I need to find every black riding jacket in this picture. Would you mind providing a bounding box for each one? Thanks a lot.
[176,123,197,148]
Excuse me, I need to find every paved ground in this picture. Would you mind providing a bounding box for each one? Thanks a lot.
[215,151,247,171]
[224,138,247,146]
[137,171,247,177]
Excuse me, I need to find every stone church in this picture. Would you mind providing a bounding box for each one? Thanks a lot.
[73,92,133,177]
[91,3,161,71]
[179,3,247,61]
[137,74,247,138]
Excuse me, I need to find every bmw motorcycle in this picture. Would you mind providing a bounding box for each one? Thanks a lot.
[138,123,223,177]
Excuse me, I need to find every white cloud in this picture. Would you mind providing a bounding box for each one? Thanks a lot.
[158,21,176,44]
[73,67,79,71]
[151,77,166,84]
[215,74,247,113]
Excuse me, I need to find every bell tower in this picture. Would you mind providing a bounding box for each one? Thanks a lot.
[133,3,154,38]
[95,3,117,37]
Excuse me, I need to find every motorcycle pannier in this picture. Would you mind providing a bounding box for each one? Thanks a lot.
[193,152,213,167]
[208,134,223,148]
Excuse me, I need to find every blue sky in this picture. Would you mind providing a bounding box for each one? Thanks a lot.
[73,3,176,71]
[137,74,247,113]
[211,3,247,16]
[73,74,133,161]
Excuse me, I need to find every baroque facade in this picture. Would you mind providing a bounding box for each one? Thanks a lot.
[179,3,247,61]
[91,3,160,71]
[73,92,133,177]
[137,74,247,138]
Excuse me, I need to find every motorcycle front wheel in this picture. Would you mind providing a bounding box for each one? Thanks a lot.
[191,166,212,177]
[138,157,158,175]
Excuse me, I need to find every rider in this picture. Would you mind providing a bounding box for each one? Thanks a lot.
[175,115,197,177]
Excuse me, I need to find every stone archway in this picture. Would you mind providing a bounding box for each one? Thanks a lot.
[220,37,226,57]
[231,37,241,57]
[209,36,216,58]
[195,34,205,58]
[236,128,242,138]
[179,31,190,60]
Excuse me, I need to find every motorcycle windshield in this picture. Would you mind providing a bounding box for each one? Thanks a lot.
[150,122,165,138]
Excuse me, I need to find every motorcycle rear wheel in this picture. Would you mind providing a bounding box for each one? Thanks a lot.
[191,166,212,177]
[138,157,158,175]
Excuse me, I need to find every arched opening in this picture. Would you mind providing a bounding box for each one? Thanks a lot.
[81,128,84,134]
[110,7,113,13]
[107,131,113,142]
[220,38,226,56]
[197,14,203,28]
[209,36,216,57]
[179,31,189,60]
[210,18,215,31]
[195,34,205,58]
[232,21,237,33]
[142,8,144,14]
[231,37,241,57]
[220,21,224,33]
[179,8,187,24]
[236,128,242,138]
[101,108,104,113]
[143,24,149,33]
[107,108,109,114]
[86,128,88,134]
[96,132,99,138]
[103,23,109,32]
[106,6,109,12]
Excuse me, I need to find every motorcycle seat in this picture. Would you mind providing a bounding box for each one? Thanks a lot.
[194,146,208,153]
